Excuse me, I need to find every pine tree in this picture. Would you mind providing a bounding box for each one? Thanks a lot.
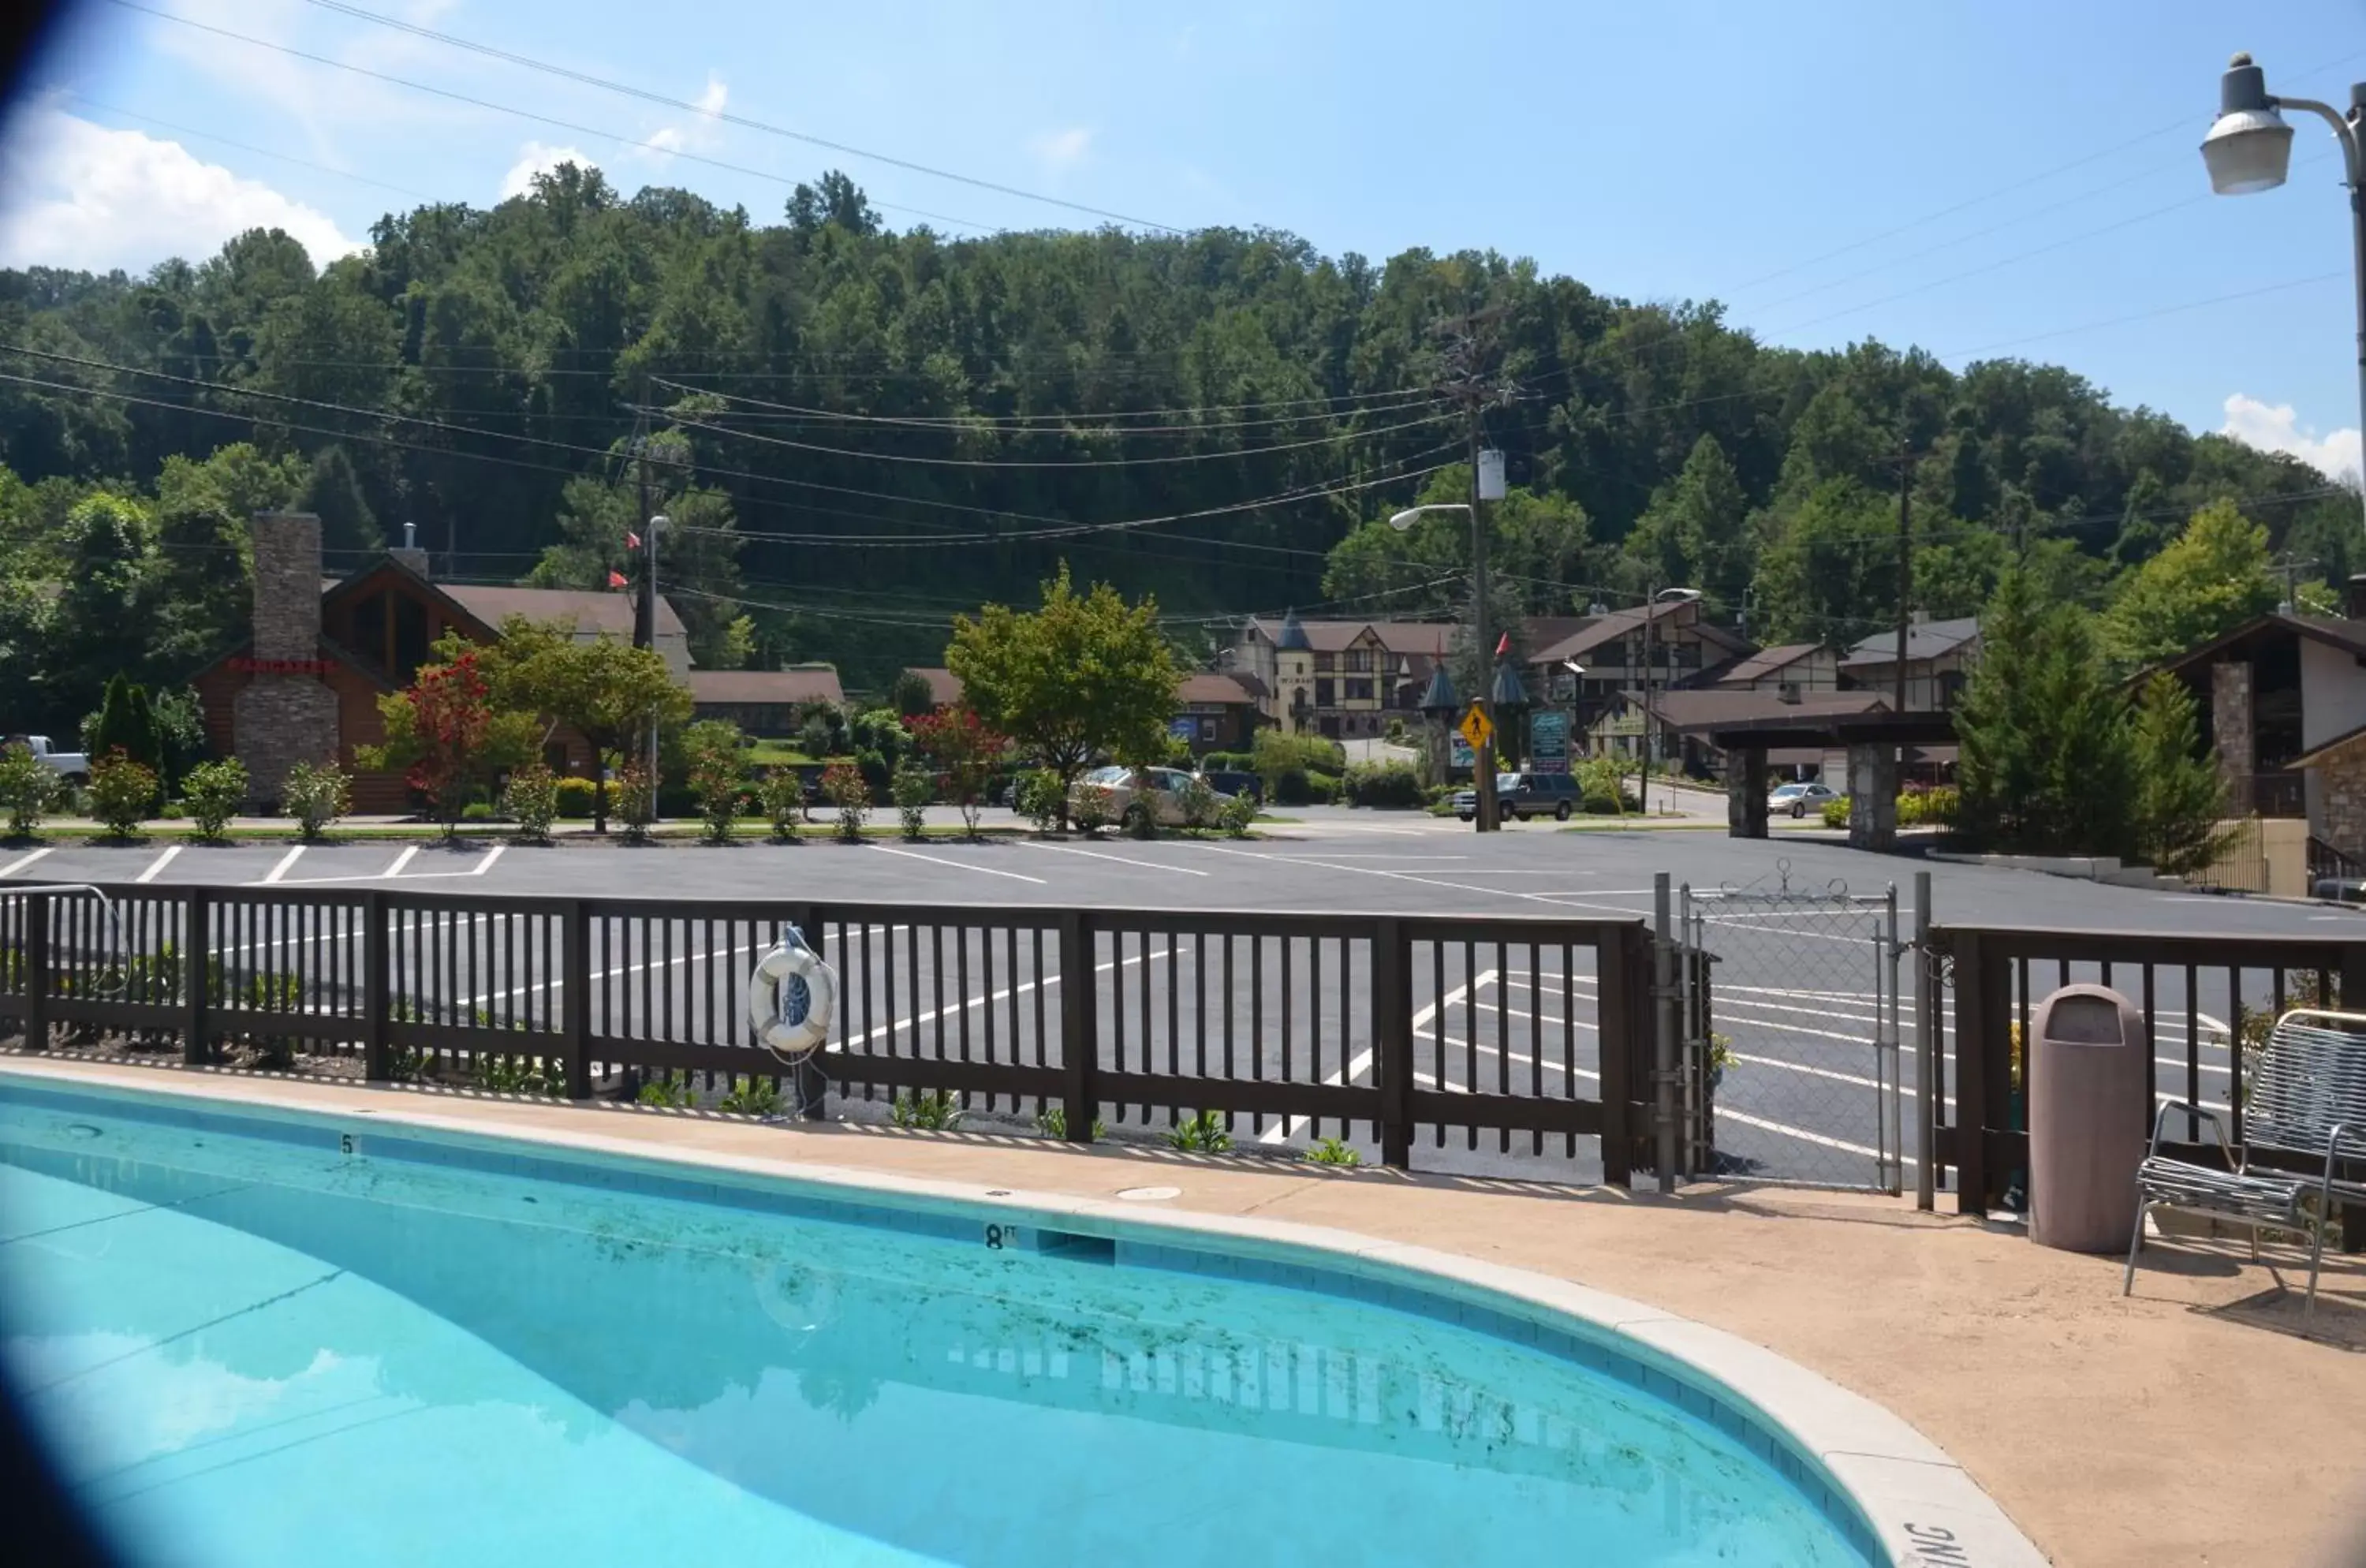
[2128,674,2229,874]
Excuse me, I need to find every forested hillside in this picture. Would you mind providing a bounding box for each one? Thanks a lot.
[1,164,2356,737]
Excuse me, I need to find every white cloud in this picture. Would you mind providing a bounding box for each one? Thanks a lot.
[1029,126,1094,170]
[0,106,360,273]
[2221,393,2364,484]
[499,142,598,201]
[646,74,729,158]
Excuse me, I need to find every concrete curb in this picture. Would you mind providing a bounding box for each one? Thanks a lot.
[0,1057,2047,1567]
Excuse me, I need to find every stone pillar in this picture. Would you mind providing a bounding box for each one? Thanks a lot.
[2210,661,2253,814]
[1847,742,1898,851]
[232,512,340,809]
[1726,745,1768,838]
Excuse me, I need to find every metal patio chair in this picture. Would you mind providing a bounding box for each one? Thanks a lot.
[2125,1009,2366,1318]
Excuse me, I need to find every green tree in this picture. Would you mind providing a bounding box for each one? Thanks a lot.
[42,494,156,728]
[2102,498,2278,669]
[1621,433,1748,608]
[1956,569,2133,857]
[1749,478,1893,645]
[2127,674,2229,875]
[355,648,541,838]
[947,564,1181,823]
[889,668,937,718]
[476,617,694,834]
[297,445,381,555]
[87,674,161,771]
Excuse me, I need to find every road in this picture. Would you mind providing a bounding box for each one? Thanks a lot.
[4,808,2343,1190]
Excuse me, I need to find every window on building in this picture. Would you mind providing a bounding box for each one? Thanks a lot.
[1315,651,1336,673]
[350,592,388,672]
[1315,678,1336,707]
[1343,649,1370,672]
[1345,679,1372,701]
[392,595,431,683]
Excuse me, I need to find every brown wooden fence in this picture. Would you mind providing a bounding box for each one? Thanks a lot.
[1931,924,2366,1224]
[0,884,1656,1180]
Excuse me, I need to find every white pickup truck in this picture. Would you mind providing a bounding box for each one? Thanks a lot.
[5,734,89,784]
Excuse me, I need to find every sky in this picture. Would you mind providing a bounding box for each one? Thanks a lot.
[0,0,2360,483]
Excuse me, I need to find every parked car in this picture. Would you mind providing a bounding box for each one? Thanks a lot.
[1200,769,1263,805]
[1452,771,1580,822]
[1067,765,1231,829]
[1769,781,1838,819]
[3,734,88,785]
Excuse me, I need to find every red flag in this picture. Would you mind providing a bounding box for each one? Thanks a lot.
[625,531,642,550]
[1495,632,1510,656]
[607,570,628,589]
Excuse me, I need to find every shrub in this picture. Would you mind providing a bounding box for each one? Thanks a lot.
[1897,786,1961,829]
[1342,761,1423,808]
[88,751,157,837]
[554,775,596,819]
[1166,1109,1232,1152]
[501,763,561,843]
[1035,1104,1106,1140]
[1304,769,1342,805]
[684,720,748,845]
[614,761,657,842]
[759,767,804,842]
[1071,783,1113,836]
[636,1071,696,1108]
[1820,796,1852,830]
[854,747,890,797]
[1218,791,1256,837]
[821,760,870,841]
[281,759,353,840]
[1014,769,1064,832]
[1177,773,1218,830]
[891,1090,964,1130]
[1574,756,1636,815]
[1200,751,1250,772]
[460,800,496,823]
[180,757,247,842]
[1305,1137,1361,1167]
[891,760,932,840]
[720,1075,782,1116]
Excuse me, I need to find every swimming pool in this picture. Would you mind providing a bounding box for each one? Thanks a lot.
[0,1077,1882,1566]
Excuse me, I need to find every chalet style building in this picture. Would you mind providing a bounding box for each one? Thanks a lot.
[192,513,692,812]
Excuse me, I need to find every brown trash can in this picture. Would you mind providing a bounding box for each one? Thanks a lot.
[2028,984,2149,1253]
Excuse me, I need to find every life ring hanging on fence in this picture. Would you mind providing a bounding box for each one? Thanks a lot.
[748,924,836,1062]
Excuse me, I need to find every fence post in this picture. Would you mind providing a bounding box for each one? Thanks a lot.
[1950,929,1991,1217]
[182,887,211,1066]
[784,902,827,1120]
[562,900,591,1099]
[1913,870,1935,1211]
[24,890,48,1054]
[1373,918,1412,1168]
[359,890,388,1081]
[1059,909,1098,1144]
[1652,872,1677,1193]
[1595,924,1635,1187]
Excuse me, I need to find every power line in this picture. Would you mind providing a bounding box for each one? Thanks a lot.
[51,91,438,202]
[655,390,1457,469]
[293,0,1185,233]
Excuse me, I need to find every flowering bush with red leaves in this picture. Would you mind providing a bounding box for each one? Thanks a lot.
[906,706,1007,837]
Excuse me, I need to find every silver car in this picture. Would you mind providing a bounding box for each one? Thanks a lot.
[1769,781,1838,819]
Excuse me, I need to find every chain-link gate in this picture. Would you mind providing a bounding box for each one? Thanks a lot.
[1677,862,1905,1192]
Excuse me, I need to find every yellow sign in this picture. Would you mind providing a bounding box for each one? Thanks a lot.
[1457,704,1495,754]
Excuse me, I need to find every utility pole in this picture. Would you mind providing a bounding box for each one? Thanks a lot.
[631,402,663,809]
[1894,442,1913,713]
[1643,581,1658,816]
[1431,305,1516,833]
[2272,550,2319,614]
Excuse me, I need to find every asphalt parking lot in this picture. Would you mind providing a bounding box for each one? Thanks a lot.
[4,808,2337,1188]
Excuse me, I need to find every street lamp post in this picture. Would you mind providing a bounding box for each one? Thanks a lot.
[2204,52,2366,538]
[1640,587,1702,816]
[1393,500,1502,831]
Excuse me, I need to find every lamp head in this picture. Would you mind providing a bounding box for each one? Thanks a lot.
[2203,51,2293,196]
[1388,508,1422,532]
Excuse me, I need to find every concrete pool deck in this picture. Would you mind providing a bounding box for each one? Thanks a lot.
[6,1055,2363,1567]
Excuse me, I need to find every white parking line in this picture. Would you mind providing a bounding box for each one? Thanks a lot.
[256,846,304,885]
[1259,969,1494,1146]
[0,847,54,879]
[871,843,1047,885]
[1032,842,1208,877]
[383,846,420,879]
[1198,843,1648,919]
[132,846,181,884]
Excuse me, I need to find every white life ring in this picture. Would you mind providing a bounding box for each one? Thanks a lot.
[747,930,836,1060]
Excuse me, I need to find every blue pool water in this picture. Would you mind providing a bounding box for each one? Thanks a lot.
[0,1081,1875,1566]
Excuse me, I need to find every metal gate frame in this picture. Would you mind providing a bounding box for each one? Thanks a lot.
[1674,864,1905,1193]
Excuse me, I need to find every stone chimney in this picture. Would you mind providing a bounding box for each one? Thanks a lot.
[390,520,431,578]
[2345,572,2366,621]
[233,513,340,809]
